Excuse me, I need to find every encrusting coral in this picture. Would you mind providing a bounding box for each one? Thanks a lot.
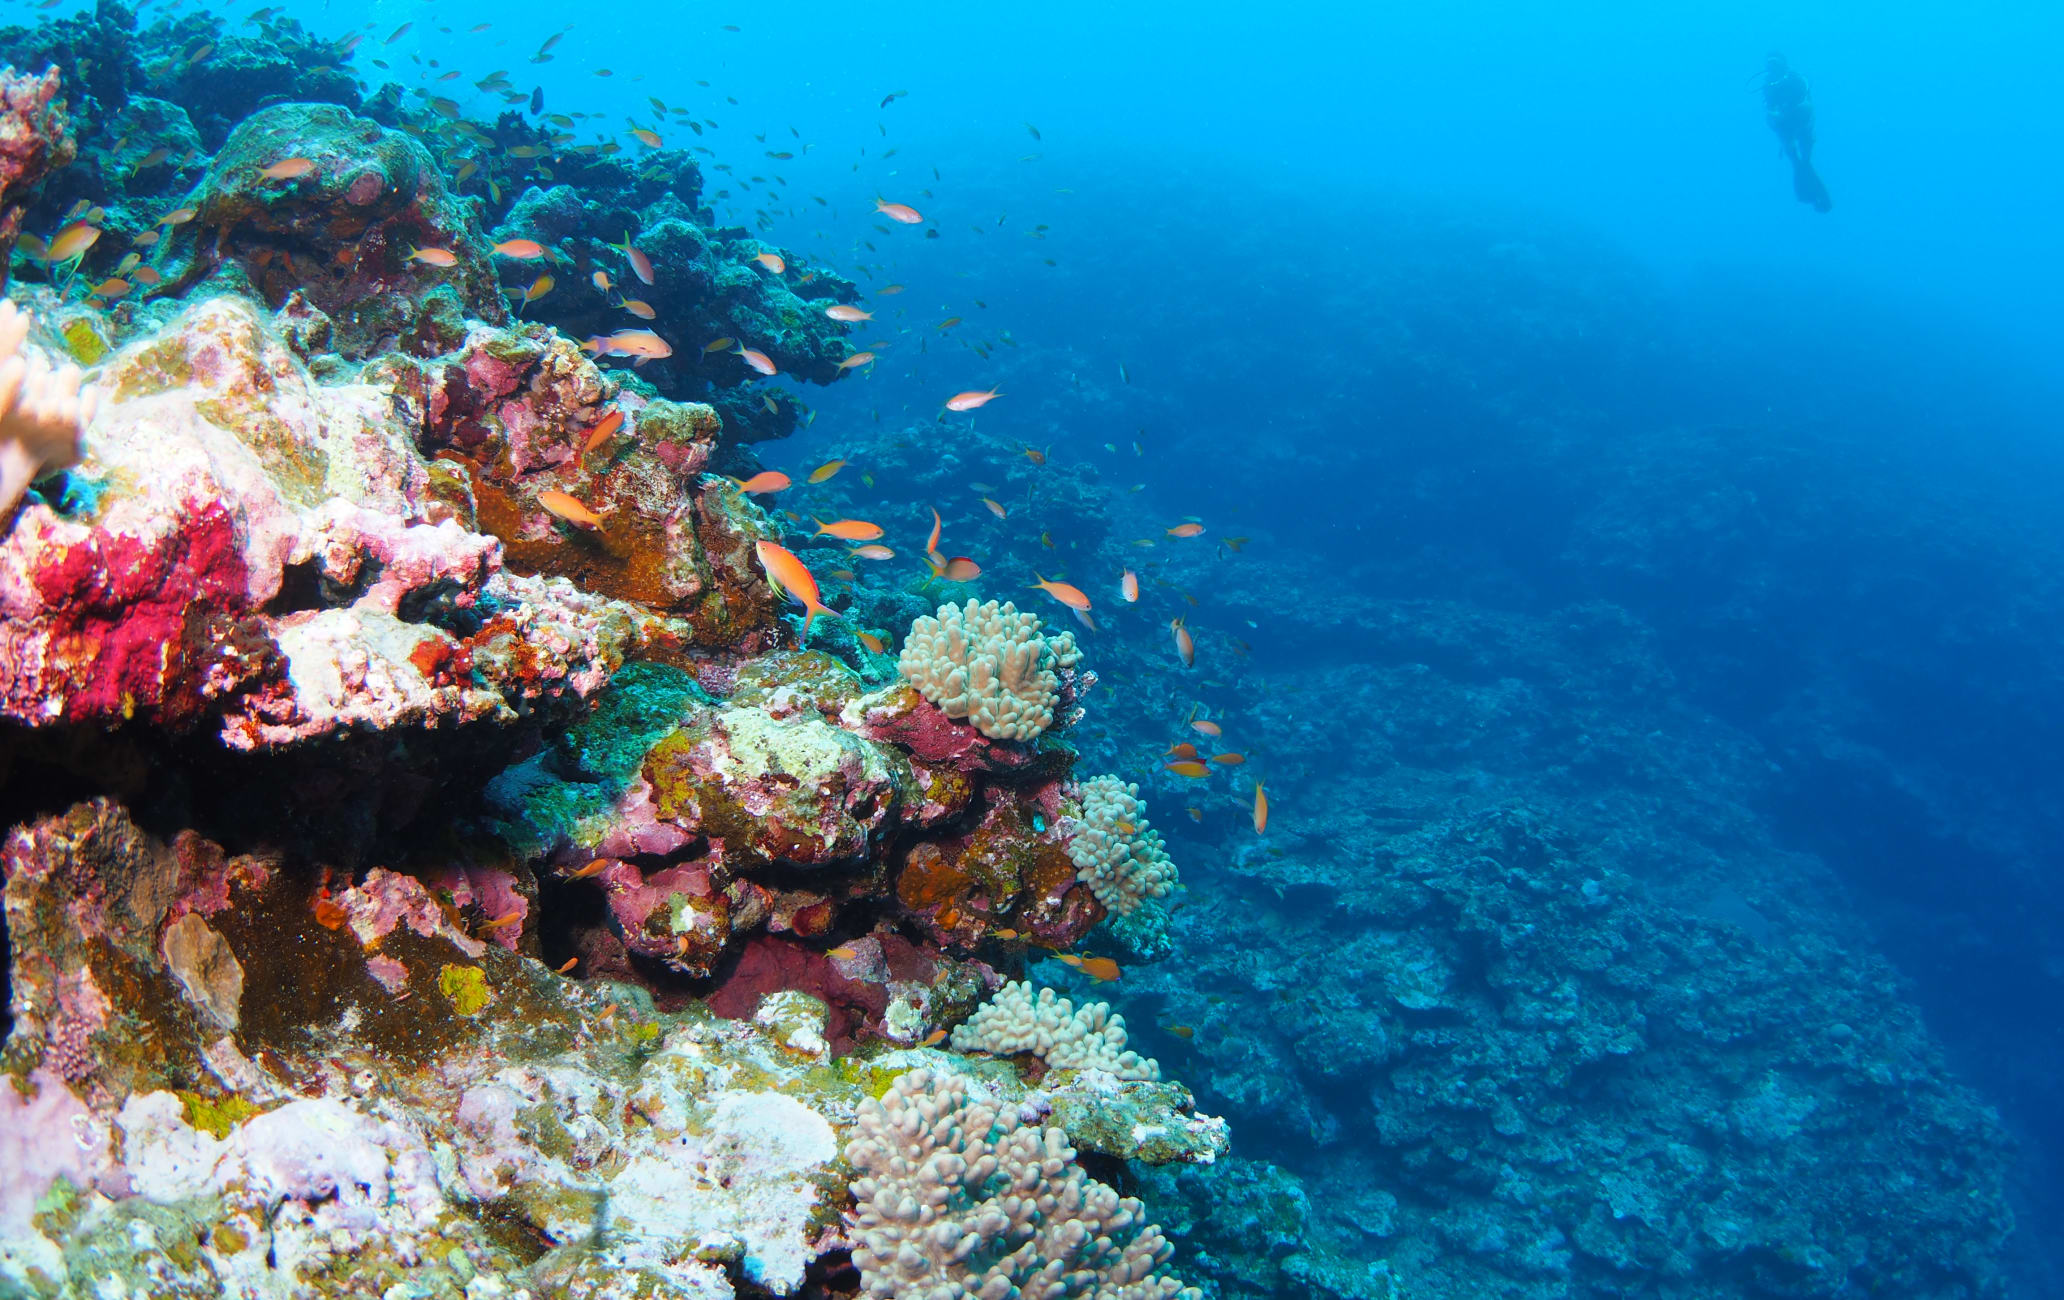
[0,298,92,525]
[899,597,1082,741]
[952,980,1161,1081]
[846,1068,1202,1300]
[1066,774,1181,916]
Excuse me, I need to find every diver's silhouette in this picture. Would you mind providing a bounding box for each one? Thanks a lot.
[1758,53,1832,213]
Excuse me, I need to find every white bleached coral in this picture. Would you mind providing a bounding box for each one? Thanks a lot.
[1066,775,1180,916]
[845,1068,1200,1300]
[950,980,1160,1081]
[898,597,1080,741]
[0,299,95,525]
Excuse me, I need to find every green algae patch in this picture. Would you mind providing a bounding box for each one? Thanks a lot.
[177,1089,264,1139]
[439,963,494,1016]
[60,315,111,365]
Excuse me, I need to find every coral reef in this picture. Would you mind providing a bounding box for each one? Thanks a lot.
[953,981,1161,1081]
[1064,774,1179,917]
[845,1068,1201,1300]
[899,597,1084,741]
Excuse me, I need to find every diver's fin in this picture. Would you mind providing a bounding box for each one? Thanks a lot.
[1791,157,1833,213]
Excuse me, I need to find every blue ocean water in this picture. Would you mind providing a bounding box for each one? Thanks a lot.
[10,0,2061,1291]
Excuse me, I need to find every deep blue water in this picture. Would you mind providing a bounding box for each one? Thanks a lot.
[37,0,2064,1290]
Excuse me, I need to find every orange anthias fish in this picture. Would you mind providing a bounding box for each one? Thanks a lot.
[1253,781,1269,834]
[814,518,884,541]
[936,557,981,582]
[493,238,547,259]
[1170,616,1196,668]
[856,630,887,653]
[261,156,315,179]
[410,245,459,267]
[755,539,836,643]
[1031,575,1091,611]
[45,221,100,263]
[615,233,656,285]
[1057,953,1121,982]
[1166,742,1200,760]
[836,351,876,370]
[981,497,1007,519]
[824,304,871,322]
[1165,760,1210,779]
[926,508,943,559]
[620,298,658,319]
[538,490,603,529]
[754,250,785,273]
[1121,570,1140,603]
[851,544,895,560]
[583,329,673,359]
[875,198,923,224]
[1167,522,1205,538]
[735,470,790,494]
[582,408,624,454]
[1212,752,1247,766]
[944,388,1000,412]
[738,346,778,376]
[592,269,613,293]
[808,458,845,484]
[1191,719,1222,736]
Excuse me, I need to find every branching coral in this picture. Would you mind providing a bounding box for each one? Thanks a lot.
[1066,775,1180,917]
[846,1068,1200,1300]
[0,299,93,525]
[951,980,1160,1081]
[898,598,1082,741]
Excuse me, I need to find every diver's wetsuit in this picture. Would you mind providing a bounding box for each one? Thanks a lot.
[1761,54,1832,213]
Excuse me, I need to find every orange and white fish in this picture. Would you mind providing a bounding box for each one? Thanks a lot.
[156,207,198,227]
[1031,575,1090,611]
[814,518,884,541]
[583,329,673,359]
[874,198,923,224]
[538,489,602,529]
[850,544,895,560]
[493,238,548,259]
[631,127,662,148]
[1165,760,1210,779]
[409,245,459,267]
[824,304,871,322]
[944,388,1000,412]
[755,540,836,643]
[1213,751,1246,766]
[936,557,981,582]
[1167,522,1205,538]
[619,298,657,319]
[1253,782,1268,834]
[981,497,1006,519]
[738,346,778,376]
[261,156,315,179]
[592,269,613,293]
[857,630,887,653]
[754,250,785,273]
[1121,570,1139,603]
[1191,719,1222,737]
[836,351,876,371]
[808,459,845,484]
[926,509,943,559]
[735,470,790,494]
[1171,616,1195,667]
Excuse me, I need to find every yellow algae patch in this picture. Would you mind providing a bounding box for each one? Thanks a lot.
[439,962,494,1016]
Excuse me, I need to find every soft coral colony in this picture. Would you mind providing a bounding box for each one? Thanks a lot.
[0,9,1216,1298]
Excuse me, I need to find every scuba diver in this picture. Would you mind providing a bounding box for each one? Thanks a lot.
[1759,53,1832,213]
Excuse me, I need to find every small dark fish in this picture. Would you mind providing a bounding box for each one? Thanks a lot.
[530,86,544,115]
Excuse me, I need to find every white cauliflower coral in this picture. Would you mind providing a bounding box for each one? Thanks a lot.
[0,299,95,526]
[898,597,1081,741]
